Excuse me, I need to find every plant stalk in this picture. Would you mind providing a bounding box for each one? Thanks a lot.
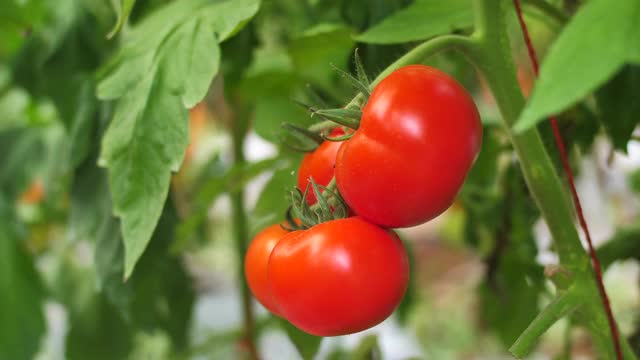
[469,0,588,270]
[469,0,632,358]
[230,109,259,360]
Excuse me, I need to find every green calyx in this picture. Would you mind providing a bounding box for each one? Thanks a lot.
[279,122,324,152]
[290,177,349,228]
[279,49,372,151]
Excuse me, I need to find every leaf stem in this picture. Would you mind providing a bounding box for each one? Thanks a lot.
[509,286,580,358]
[308,120,340,133]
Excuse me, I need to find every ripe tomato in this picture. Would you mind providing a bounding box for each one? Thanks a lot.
[244,224,289,315]
[268,217,408,336]
[336,65,482,228]
[297,128,345,205]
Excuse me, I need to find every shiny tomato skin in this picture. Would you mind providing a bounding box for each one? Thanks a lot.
[336,65,482,228]
[244,224,289,316]
[268,217,409,336]
[297,128,345,205]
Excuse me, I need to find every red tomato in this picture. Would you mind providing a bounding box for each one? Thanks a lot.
[244,224,289,315]
[268,217,408,336]
[297,128,345,205]
[336,65,482,228]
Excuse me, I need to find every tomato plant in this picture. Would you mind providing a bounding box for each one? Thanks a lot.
[336,65,482,228]
[2,0,639,359]
[268,217,408,336]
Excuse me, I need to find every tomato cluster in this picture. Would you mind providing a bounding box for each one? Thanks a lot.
[245,65,481,337]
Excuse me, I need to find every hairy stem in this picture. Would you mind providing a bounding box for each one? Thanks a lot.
[470,0,587,270]
[512,0,622,356]
[470,0,631,358]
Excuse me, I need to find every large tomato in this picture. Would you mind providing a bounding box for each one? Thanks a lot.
[297,128,345,205]
[268,217,408,336]
[336,65,482,228]
[244,224,289,315]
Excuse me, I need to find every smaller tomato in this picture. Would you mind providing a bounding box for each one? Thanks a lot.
[268,217,409,336]
[297,128,345,205]
[244,224,289,315]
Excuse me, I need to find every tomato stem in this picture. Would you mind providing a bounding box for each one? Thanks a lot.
[308,120,340,133]
[512,1,623,358]
[230,104,259,360]
[371,35,476,87]
[469,0,633,358]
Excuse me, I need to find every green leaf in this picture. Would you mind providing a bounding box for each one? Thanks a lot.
[254,97,311,142]
[251,159,300,230]
[395,235,417,324]
[279,319,322,360]
[596,225,640,269]
[180,19,220,108]
[289,23,355,88]
[629,8,640,63]
[65,296,133,360]
[0,198,45,360]
[596,64,640,152]
[69,154,194,350]
[99,68,188,278]
[161,16,222,109]
[97,0,260,277]
[67,81,99,169]
[0,0,46,55]
[107,0,137,38]
[630,168,640,194]
[125,200,195,349]
[68,152,111,244]
[355,0,473,44]
[514,0,640,132]
[0,130,46,198]
[479,166,544,347]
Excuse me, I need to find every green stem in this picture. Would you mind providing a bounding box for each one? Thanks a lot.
[470,0,587,270]
[230,110,259,360]
[372,35,475,86]
[469,0,632,358]
[308,120,339,133]
[510,286,580,358]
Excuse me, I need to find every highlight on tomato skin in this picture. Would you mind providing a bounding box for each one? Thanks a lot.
[244,223,290,316]
[297,127,346,205]
[267,217,409,336]
[335,65,483,229]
